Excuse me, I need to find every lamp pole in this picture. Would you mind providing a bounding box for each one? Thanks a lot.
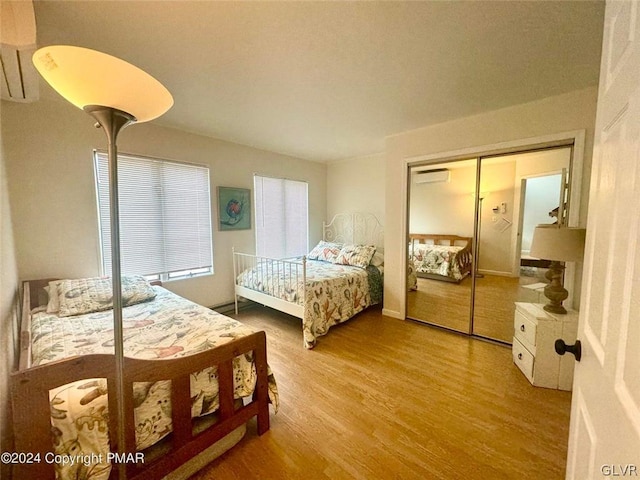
[474,196,484,278]
[86,106,135,479]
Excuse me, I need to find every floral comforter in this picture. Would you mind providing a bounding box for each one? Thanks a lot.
[410,244,471,281]
[30,286,279,480]
[236,259,383,348]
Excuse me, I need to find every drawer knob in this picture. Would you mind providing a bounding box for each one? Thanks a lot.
[517,353,523,360]
[555,339,582,362]
[520,325,526,332]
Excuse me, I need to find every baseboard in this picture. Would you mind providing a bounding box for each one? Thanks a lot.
[382,308,403,319]
[478,269,517,278]
[210,299,255,315]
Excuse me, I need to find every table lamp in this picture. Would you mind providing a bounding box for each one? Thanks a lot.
[529,225,586,314]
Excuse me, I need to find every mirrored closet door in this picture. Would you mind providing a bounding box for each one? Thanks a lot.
[406,145,575,344]
[472,147,572,343]
[406,159,477,333]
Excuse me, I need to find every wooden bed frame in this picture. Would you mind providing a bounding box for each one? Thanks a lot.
[409,233,473,283]
[233,211,384,324]
[11,279,270,480]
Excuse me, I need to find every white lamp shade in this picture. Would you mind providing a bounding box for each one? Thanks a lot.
[32,45,173,122]
[530,225,586,263]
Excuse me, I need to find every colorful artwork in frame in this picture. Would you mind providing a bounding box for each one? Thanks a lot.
[218,187,251,230]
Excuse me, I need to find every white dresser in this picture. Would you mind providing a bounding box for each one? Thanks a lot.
[512,302,579,391]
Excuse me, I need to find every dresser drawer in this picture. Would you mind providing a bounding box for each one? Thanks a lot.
[512,303,579,390]
[512,337,534,382]
[514,308,537,347]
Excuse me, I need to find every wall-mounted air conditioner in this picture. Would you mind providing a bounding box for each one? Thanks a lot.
[1,1,39,103]
[413,168,450,184]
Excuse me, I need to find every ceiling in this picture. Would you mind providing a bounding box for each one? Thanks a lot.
[32,1,605,163]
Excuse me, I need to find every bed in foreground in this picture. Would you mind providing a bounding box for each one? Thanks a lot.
[408,233,473,285]
[233,212,384,349]
[11,277,278,480]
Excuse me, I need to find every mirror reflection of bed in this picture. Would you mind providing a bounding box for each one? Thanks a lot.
[407,146,573,344]
[407,234,472,332]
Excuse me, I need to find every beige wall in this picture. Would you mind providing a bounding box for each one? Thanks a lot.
[409,163,476,237]
[384,87,598,318]
[2,97,327,308]
[0,125,19,479]
[476,161,516,274]
[326,153,385,225]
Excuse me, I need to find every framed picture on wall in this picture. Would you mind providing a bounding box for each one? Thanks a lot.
[217,186,251,230]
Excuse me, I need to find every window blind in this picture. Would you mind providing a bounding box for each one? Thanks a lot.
[95,152,213,277]
[254,175,308,258]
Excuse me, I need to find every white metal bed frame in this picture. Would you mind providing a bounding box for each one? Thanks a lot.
[233,212,384,320]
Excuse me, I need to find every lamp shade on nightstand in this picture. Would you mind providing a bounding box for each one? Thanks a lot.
[32,45,173,121]
[530,225,586,314]
[529,226,586,263]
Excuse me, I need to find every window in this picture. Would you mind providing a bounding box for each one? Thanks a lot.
[94,151,213,280]
[254,175,308,258]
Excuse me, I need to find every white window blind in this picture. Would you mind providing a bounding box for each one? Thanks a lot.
[95,152,213,277]
[254,175,308,258]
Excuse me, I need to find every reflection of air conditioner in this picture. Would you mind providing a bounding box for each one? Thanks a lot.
[1,1,39,103]
[413,168,450,184]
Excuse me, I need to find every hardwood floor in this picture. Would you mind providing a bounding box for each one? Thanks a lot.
[407,272,544,343]
[191,306,572,480]
[407,276,472,333]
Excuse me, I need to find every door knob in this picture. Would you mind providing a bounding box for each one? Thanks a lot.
[555,339,582,362]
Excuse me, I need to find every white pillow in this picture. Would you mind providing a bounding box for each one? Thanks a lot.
[370,251,384,267]
[46,280,64,313]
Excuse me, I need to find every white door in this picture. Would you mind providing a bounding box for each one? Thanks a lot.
[565,1,640,478]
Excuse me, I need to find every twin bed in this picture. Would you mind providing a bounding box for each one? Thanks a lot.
[408,233,473,286]
[12,277,277,480]
[234,212,384,349]
[11,212,384,479]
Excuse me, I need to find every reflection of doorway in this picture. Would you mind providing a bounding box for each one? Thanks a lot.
[508,149,572,311]
[517,174,561,300]
[521,174,562,257]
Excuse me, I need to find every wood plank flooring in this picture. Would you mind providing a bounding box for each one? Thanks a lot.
[407,276,472,333]
[191,306,572,480]
[407,273,544,343]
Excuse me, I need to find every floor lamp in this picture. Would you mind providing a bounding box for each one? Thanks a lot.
[474,193,488,278]
[32,45,173,477]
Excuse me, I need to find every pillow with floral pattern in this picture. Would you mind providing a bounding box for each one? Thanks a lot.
[308,241,343,263]
[335,244,377,269]
[57,275,157,317]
